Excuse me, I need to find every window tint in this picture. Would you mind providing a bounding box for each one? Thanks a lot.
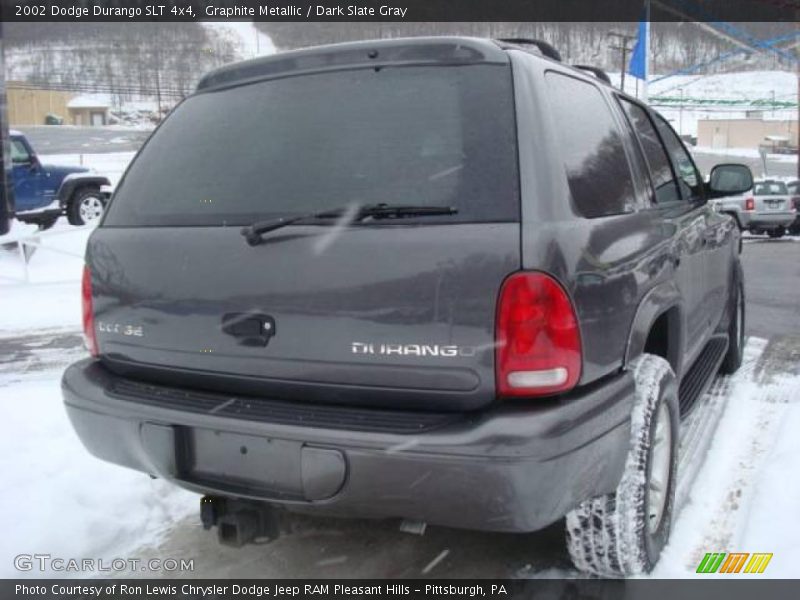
[10,139,31,163]
[544,72,635,218]
[654,116,703,201]
[104,65,519,227]
[619,99,681,205]
[754,181,788,196]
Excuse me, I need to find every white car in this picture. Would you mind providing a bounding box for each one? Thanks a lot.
[713,179,796,238]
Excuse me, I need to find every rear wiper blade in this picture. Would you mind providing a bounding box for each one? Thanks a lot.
[241,203,457,246]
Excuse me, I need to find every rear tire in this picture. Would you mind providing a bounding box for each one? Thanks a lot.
[565,354,679,577]
[719,274,745,374]
[67,187,105,226]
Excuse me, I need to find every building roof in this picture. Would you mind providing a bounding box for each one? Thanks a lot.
[67,94,111,109]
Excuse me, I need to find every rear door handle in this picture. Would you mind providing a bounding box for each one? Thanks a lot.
[221,313,276,347]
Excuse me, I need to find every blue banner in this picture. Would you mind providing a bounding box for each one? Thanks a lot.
[628,18,647,79]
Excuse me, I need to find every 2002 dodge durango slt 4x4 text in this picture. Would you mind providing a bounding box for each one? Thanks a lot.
[62,37,754,577]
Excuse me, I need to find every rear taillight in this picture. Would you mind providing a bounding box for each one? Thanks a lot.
[82,266,98,357]
[744,197,755,211]
[495,272,582,397]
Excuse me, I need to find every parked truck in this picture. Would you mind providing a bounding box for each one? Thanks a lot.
[10,130,110,229]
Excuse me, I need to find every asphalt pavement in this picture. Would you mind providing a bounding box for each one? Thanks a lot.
[741,236,800,339]
[15,126,152,154]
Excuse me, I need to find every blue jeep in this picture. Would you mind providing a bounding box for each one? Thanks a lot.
[10,130,111,228]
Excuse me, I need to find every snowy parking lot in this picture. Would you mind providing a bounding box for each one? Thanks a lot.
[1,213,799,578]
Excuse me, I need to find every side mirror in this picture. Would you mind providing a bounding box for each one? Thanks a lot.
[29,156,41,171]
[708,163,753,198]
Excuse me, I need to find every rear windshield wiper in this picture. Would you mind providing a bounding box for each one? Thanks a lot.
[241,203,458,246]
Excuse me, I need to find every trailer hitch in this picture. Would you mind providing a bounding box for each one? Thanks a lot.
[200,495,282,547]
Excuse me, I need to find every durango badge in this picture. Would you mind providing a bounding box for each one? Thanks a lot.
[351,342,477,358]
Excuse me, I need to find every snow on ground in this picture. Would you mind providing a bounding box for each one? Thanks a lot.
[0,222,89,331]
[654,337,800,578]
[0,368,196,578]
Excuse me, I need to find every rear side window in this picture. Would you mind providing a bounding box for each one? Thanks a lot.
[104,65,519,227]
[619,99,682,205]
[544,72,635,218]
[654,116,704,201]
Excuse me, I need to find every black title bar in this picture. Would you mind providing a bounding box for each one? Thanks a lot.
[2,0,799,22]
[4,580,800,600]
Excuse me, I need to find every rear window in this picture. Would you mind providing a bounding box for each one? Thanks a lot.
[104,64,519,227]
[754,181,788,196]
[544,72,636,218]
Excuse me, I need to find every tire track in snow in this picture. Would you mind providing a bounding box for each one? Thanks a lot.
[654,336,795,576]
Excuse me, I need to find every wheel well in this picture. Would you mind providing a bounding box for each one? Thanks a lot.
[71,185,100,202]
[721,211,741,229]
[643,307,680,374]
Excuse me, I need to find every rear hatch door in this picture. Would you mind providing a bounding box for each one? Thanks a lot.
[93,56,521,411]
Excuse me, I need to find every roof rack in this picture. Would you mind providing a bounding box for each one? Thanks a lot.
[572,65,612,85]
[495,38,562,62]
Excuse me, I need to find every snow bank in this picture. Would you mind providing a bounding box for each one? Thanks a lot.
[0,223,91,331]
[0,376,196,578]
[653,338,800,578]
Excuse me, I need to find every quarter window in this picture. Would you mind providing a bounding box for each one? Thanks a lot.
[544,72,636,218]
[619,99,681,205]
[654,116,704,201]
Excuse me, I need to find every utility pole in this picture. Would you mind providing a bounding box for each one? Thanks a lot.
[0,20,13,236]
[608,32,637,93]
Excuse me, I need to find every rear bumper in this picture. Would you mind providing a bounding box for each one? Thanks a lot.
[62,359,634,533]
[744,210,796,229]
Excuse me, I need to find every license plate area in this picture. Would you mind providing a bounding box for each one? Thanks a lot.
[186,428,304,498]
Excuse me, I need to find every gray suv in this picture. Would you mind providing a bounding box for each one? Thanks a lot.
[712,177,797,238]
[62,37,753,577]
